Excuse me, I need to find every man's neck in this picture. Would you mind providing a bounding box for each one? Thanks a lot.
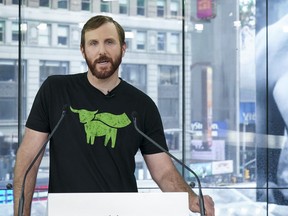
[87,72,120,95]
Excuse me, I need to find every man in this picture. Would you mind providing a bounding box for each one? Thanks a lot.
[13,15,215,215]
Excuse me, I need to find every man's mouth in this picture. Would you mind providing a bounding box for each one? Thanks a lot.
[97,57,110,64]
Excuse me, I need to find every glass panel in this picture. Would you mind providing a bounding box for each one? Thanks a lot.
[2,0,288,215]
[0,57,26,216]
[255,0,288,208]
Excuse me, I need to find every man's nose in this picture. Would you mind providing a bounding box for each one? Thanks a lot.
[98,43,106,54]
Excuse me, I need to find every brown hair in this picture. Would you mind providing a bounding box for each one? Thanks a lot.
[81,15,125,48]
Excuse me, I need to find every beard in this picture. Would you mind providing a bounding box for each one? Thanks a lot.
[84,51,123,79]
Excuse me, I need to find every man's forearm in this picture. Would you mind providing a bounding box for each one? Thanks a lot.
[13,155,40,216]
[156,167,199,211]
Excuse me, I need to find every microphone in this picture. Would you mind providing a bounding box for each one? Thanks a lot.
[131,111,206,216]
[6,183,13,189]
[17,105,68,216]
[105,91,115,98]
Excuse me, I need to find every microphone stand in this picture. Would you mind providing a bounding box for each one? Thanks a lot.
[18,105,67,216]
[132,113,206,216]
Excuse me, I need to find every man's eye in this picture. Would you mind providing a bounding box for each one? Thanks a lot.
[106,40,114,45]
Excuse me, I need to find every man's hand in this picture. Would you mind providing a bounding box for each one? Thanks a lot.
[190,194,215,216]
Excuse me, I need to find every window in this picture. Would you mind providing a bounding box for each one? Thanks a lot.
[0,60,17,82]
[0,98,18,121]
[57,25,68,46]
[158,98,178,117]
[119,0,128,14]
[81,61,88,72]
[165,131,180,150]
[12,22,26,44]
[135,162,145,180]
[137,0,145,16]
[157,0,165,17]
[157,32,166,51]
[0,59,26,121]
[136,31,146,50]
[121,64,146,92]
[0,22,4,42]
[12,0,19,4]
[168,33,179,53]
[58,0,68,9]
[39,0,49,7]
[158,65,179,127]
[159,65,179,85]
[12,22,18,42]
[38,23,51,46]
[81,0,90,11]
[39,61,68,85]
[101,0,110,13]
[124,30,133,50]
[170,0,179,17]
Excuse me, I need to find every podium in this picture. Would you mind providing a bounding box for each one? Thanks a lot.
[47,192,189,216]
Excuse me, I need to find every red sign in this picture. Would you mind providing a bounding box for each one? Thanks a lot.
[197,0,214,19]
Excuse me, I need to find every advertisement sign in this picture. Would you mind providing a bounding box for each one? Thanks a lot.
[189,162,212,177]
[240,102,255,124]
[191,140,225,161]
[197,0,214,19]
[212,160,233,175]
[188,160,233,178]
[191,121,227,137]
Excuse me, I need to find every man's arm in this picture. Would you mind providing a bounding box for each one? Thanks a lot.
[13,127,48,216]
[144,152,215,216]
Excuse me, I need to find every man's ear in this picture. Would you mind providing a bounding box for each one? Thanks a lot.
[80,45,85,58]
[122,43,127,56]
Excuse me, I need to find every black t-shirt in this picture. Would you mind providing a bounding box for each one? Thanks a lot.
[26,72,168,193]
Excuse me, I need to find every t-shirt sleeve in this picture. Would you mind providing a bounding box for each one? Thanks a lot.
[25,78,51,133]
[139,98,169,155]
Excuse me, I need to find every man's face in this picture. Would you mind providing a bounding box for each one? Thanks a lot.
[81,23,125,79]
